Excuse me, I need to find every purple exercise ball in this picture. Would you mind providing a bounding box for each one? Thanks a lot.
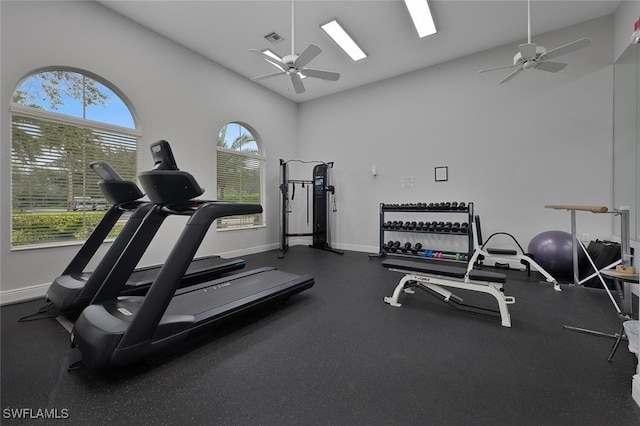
[527,230,575,276]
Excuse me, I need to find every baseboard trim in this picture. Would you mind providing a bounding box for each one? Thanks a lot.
[333,243,378,254]
[1,282,49,306]
[217,243,279,259]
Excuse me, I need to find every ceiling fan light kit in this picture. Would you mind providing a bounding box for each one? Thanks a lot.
[478,0,591,84]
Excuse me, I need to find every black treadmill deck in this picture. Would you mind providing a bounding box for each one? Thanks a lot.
[73,267,314,368]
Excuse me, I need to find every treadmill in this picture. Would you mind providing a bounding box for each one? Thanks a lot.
[71,140,314,369]
[46,160,246,314]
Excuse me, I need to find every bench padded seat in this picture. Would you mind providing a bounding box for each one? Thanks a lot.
[486,247,518,256]
[381,259,506,284]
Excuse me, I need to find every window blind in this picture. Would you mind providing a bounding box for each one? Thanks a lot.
[11,114,138,246]
[216,149,263,229]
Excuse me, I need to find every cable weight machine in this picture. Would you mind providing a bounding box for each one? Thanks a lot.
[279,159,343,258]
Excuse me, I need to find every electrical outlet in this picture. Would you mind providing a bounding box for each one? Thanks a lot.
[582,233,590,242]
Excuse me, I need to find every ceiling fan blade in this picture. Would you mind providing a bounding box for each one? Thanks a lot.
[302,68,340,81]
[291,72,305,94]
[250,49,288,70]
[294,44,322,68]
[519,43,537,60]
[479,64,516,73]
[251,71,285,81]
[499,67,523,84]
[542,38,591,60]
[534,61,567,73]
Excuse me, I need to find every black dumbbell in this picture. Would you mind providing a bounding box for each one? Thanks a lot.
[444,222,452,232]
[460,222,469,233]
[401,242,412,253]
[451,222,461,232]
[458,202,467,211]
[411,242,423,254]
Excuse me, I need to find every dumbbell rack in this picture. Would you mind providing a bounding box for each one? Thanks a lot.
[376,202,474,261]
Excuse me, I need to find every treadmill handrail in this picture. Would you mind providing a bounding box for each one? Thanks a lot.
[60,205,124,277]
[89,204,169,305]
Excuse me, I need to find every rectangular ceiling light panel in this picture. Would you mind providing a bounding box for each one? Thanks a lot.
[404,0,437,38]
[320,20,367,62]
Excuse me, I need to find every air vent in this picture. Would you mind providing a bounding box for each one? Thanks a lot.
[264,32,284,44]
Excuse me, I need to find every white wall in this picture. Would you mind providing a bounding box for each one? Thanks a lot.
[0,1,298,302]
[614,0,640,270]
[614,1,640,269]
[298,16,615,254]
[615,1,640,61]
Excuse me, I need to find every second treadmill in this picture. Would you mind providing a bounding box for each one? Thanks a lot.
[46,160,245,314]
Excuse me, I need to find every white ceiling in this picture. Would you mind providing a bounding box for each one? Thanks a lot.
[97,0,621,103]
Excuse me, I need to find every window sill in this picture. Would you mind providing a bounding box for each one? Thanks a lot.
[216,224,266,232]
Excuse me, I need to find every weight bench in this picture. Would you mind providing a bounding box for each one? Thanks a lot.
[382,259,515,327]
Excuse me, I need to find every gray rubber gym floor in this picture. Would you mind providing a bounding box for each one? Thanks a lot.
[2,246,640,425]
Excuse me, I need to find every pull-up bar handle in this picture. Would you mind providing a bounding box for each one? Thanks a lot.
[544,204,608,213]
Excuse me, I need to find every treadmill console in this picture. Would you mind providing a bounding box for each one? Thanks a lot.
[150,140,179,170]
[90,161,144,205]
[139,140,204,204]
[90,161,123,181]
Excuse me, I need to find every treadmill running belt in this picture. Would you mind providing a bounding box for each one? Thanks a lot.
[124,256,245,289]
[167,268,313,320]
[78,256,245,290]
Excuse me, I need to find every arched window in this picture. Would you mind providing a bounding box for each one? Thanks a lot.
[216,123,265,229]
[10,68,140,247]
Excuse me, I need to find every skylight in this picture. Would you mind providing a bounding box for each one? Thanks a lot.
[404,0,437,38]
[320,20,367,62]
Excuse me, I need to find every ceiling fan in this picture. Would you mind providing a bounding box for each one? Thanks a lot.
[479,0,591,84]
[249,0,340,94]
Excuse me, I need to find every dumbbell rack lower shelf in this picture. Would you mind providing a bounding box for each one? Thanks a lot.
[375,202,474,261]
